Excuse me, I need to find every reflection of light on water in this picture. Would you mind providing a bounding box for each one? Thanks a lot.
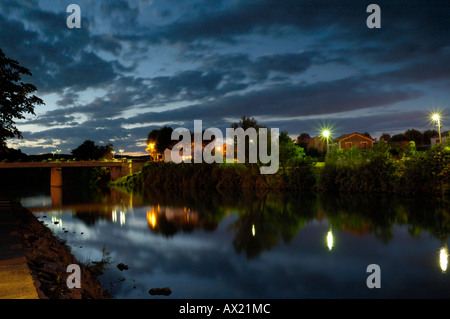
[147,205,161,229]
[120,211,126,226]
[327,230,334,251]
[252,224,255,237]
[440,248,448,273]
[147,204,198,229]
[147,211,157,228]
[112,209,126,226]
[51,216,63,228]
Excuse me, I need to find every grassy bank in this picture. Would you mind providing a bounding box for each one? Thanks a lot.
[111,143,450,198]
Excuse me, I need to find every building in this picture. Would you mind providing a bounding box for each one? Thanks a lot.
[307,136,328,152]
[430,130,449,146]
[335,132,374,150]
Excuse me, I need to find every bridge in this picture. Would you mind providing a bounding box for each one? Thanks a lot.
[0,160,146,187]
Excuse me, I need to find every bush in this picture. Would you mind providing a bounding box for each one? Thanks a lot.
[398,144,449,195]
[286,157,317,191]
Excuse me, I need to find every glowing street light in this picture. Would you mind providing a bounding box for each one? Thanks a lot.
[119,149,124,159]
[321,129,331,153]
[111,150,116,159]
[431,113,442,144]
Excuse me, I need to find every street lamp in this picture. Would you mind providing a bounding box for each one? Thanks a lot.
[119,149,124,159]
[431,113,442,144]
[57,149,61,159]
[111,150,116,159]
[321,129,331,153]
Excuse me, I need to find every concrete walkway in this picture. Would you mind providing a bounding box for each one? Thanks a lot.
[0,197,39,299]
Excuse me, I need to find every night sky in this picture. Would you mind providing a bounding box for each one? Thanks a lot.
[1,0,449,155]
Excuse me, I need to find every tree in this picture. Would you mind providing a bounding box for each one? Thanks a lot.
[0,48,44,148]
[231,116,260,130]
[423,129,438,145]
[71,140,113,160]
[279,131,305,173]
[380,133,391,142]
[390,133,407,142]
[146,126,174,155]
[295,133,311,147]
[403,129,423,145]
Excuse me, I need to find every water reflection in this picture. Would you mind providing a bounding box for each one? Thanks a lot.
[327,228,334,251]
[441,244,448,273]
[26,187,450,260]
[22,186,450,298]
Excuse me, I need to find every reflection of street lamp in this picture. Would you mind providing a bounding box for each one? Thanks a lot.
[327,228,334,251]
[431,113,442,144]
[440,246,448,273]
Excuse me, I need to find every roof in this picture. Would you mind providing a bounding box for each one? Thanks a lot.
[335,132,374,142]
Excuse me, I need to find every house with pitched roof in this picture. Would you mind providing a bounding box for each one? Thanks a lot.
[335,132,374,151]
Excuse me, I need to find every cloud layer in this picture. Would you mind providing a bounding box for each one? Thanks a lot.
[1,0,449,154]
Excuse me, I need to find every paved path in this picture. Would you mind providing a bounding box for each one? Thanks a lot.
[0,197,39,299]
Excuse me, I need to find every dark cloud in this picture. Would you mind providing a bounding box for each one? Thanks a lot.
[1,0,449,154]
[121,74,422,131]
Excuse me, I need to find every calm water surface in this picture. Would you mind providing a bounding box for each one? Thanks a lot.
[14,186,450,299]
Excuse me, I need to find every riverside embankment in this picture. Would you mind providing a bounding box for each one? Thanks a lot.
[1,197,109,299]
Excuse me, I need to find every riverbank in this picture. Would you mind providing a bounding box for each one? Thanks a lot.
[13,202,109,299]
[111,144,450,198]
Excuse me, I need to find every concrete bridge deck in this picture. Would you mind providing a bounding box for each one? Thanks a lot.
[0,160,147,187]
[0,160,125,168]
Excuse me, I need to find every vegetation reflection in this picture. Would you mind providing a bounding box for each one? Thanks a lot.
[36,185,449,262]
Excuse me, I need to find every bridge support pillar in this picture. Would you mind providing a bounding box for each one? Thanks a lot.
[51,186,63,207]
[50,167,63,187]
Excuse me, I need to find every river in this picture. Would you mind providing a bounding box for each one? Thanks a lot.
[7,184,450,299]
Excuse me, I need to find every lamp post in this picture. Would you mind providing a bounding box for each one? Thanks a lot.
[432,113,442,144]
[322,129,330,153]
[111,150,116,160]
[119,149,124,159]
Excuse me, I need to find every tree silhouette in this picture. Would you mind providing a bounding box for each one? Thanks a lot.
[0,48,44,148]
[146,126,174,154]
[71,140,113,160]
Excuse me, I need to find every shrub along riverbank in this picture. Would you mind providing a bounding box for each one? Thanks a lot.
[112,143,450,198]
